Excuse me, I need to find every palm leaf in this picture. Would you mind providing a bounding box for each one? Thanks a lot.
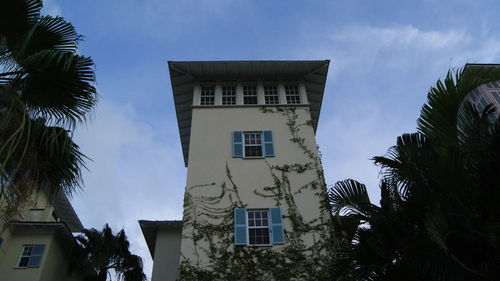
[16,49,97,126]
[14,15,82,58]
[329,179,375,218]
[417,67,500,152]
[0,0,42,40]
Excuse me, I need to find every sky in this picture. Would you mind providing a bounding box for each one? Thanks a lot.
[41,0,500,279]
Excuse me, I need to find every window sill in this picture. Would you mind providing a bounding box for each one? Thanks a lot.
[242,156,266,159]
[192,104,311,108]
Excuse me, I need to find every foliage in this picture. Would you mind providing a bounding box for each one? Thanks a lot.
[329,67,500,281]
[0,0,96,219]
[179,107,336,281]
[71,224,146,281]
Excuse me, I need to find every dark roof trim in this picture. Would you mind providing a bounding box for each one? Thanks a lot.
[139,220,183,258]
[53,193,84,232]
[168,60,331,166]
[10,221,76,245]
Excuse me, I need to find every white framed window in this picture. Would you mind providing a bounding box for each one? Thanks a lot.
[247,209,271,246]
[232,131,274,158]
[222,86,236,105]
[264,85,279,105]
[17,244,45,268]
[285,85,301,104]
[492,91,500,106]
[233,208,284,246]
[200,86,215,105]
[243,132,263,157]
[476,96,489,113]
[243,85,258,104]
[486,81,500,89]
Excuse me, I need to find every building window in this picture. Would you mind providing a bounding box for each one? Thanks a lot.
[476,96,489,113]
[17,244,46,268]
[28,209,44,221]
[285,85,301,104]
[232,131,274,158]
[486,81,500,89]
[248,209,271,245]
[244,132,263,157]
[233,208,284,246]
[222,86,236,105]
[492,91,500,106]
[200,86,215,105]
[264,85,279,105]
[469,88,481,102]
[243,85,258,104]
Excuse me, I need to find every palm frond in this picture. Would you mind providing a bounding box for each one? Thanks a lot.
[0,0,43,39]
[417,67,500,151]
[16,49,97,126]
[15,15,81,58]
[75,224,146,281]
[328,179,375,218]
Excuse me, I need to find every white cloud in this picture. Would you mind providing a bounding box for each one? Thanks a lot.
[72,98,186,278]
[295,24,500,204]
[41,0,62,16]
[330,25,470,49]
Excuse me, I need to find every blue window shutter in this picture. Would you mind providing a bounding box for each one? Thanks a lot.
[234,208,247,245]
[232,131,243,158]
[27,244,46,268]
[263,131,274,157]
[270,208,285,244]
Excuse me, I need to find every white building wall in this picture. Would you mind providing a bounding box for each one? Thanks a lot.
[180,105,325,264]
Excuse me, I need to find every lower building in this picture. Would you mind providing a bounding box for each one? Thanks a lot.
[0,190,87,281]
[139,220,182,281]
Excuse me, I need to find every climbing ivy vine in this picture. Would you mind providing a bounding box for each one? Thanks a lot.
[178,107,335,281]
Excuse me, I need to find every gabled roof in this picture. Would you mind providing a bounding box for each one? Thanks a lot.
[168,60,331,166]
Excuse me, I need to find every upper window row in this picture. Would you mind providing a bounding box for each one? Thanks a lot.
[199,84,303,106]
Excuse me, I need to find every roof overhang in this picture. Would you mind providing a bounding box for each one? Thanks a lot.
[53,193,84,232]
[168,60,331,166]
[139,220,183,259]
[10,221,76,246]
[464,63,500,71]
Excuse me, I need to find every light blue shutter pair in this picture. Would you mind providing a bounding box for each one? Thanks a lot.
[28,244,46,267]
[233,208,284,245]
[232,131,274,158]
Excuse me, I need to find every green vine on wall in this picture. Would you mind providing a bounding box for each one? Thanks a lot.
[179,107,335,281]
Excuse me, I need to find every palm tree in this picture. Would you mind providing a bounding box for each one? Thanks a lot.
[329,67,500,281]
[73,224,146,281]
[0,0,96,217]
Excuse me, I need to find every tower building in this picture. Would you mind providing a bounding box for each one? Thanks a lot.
[140,60,333,281]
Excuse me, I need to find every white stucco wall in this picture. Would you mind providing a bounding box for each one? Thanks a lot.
[180,105,325,263]
[0,230,83,281]
[151,227,182,281]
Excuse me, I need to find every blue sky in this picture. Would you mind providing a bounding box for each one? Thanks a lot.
[42,0,500,278]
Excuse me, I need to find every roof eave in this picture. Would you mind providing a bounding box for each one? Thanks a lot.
[139,220,183,259]
[168,60,330,167]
